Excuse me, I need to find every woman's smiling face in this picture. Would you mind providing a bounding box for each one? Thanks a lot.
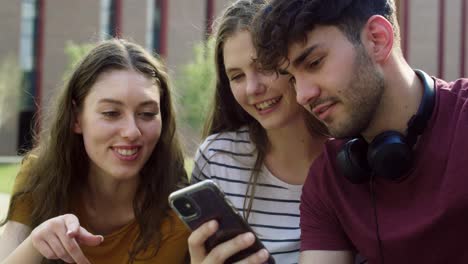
[73,69,162,181]
[223,30,305,131]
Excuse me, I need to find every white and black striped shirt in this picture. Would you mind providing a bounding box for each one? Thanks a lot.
[191,128,302,264]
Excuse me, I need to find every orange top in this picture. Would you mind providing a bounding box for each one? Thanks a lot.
[8,159,190,264]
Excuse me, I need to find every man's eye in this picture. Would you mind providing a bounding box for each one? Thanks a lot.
[308,57,323,69]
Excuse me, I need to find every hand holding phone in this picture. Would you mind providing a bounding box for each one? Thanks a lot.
[188,220,270,264]
[168,180,275,264]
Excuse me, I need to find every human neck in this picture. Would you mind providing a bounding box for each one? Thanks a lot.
[85,170,138,206]
[264,115,327,185]
[82,170,138,234]
[361,58,424,143]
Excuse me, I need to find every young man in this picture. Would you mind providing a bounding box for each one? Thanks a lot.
[253,0,468,263]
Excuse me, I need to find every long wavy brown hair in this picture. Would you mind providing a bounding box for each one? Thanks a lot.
[3,39,187,263]
[203,0,328,220]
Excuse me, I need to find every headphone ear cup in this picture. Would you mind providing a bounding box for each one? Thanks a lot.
[367,131,413,181]
[336,138,371,184]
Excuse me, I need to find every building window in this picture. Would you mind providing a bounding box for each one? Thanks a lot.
[100,0,121,39]
[100,0,111,39]
[20,0,38,109]
[19,0,40,152]
[147,0,162,53]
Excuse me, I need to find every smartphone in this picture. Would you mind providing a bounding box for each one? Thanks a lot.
[169,180,275,264]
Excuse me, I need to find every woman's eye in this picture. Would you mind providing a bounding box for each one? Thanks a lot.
[102,111,119,117]
[139,112,158,119]
[230,74,244,82]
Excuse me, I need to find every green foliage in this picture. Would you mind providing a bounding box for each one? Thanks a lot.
[184,158,194,178]
[63,41,94,80]
[176,38,216,135]
[0,163,19,194]
[0,56,21,129]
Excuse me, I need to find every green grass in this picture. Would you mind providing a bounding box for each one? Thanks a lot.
[0,164,19,194]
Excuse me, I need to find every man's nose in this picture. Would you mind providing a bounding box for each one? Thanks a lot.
[295,77,321,107]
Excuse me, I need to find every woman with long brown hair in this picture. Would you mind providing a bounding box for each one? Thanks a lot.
[187,1,328,263]
[0,38,189,264]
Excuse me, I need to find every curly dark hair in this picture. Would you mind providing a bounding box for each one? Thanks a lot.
[252,0,399,70]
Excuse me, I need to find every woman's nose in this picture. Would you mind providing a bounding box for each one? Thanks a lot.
[120,116,142,140]
[246,75,266,96]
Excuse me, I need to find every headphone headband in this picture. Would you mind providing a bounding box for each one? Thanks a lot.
[406,70,435,147]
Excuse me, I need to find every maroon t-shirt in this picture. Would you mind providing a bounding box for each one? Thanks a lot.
[300,78,468,263]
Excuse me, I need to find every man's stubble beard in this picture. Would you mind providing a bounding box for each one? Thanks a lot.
[327,45,385,139]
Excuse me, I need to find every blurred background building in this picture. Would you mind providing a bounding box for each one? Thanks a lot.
[0,0,467,156]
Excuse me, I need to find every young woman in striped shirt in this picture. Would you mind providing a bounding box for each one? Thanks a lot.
[187,1,328,263]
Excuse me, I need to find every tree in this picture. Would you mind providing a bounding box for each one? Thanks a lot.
[175,38,215,137]
[63,41,94,80]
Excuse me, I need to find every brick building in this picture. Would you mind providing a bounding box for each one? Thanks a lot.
[0,0,467,155]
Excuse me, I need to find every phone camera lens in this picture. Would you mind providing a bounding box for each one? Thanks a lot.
[173,197,198,218]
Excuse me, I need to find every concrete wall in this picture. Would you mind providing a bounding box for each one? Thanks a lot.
[166,0,205,76]
[443,0,465,80]
[122,0,147,46]
[408,0,439,76]
[41,1,101,108]
[0,1,21,62]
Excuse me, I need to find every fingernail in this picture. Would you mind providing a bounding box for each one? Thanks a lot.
[99,235,104,242]
[208,220,217,229]
[66,230,73,236]
[259,249,269,258]
[242,232,254,242]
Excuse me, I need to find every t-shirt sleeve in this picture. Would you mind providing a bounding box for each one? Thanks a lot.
[300,153,354,251]
[8,156,35,226]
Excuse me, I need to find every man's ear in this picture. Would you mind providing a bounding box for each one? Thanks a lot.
[361,15,394,63]
[72,100,83,134]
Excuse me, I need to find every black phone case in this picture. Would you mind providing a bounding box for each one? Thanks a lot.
[169,180,275,264]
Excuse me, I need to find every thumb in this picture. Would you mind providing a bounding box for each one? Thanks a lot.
[76,226,104,246]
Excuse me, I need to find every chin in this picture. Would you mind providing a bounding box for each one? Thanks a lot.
[329,125,360,139]
[111,170,140,180]
[324,122,344,138]
[259,119,278,129]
